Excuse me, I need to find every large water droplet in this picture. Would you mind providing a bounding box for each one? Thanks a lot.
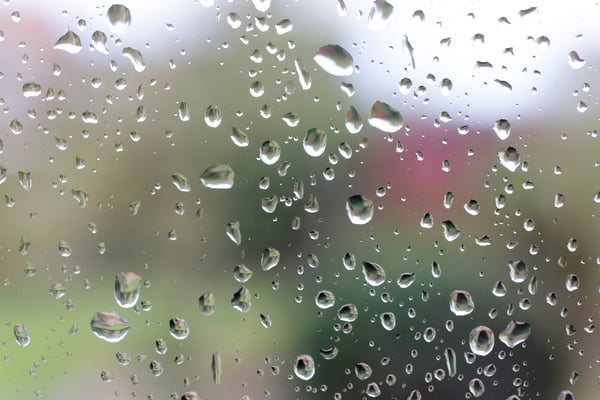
[498,146,521,172]
[171,172,191,192]
[498,320,531,348]
[337,303,358,322]
[231,286,252,313]
[346,194,374,225]
[294,354,316,380]
[114,272,142,308]
[107,4,131,34]
[169,316,189,340]
[261,247,280,271]
[397,272,415,288]
[362,261,386,286]
[200,164,234,189]
[368,0,394,30]
[557,390,575,400]
[22,81,42,98]
[91,311,130,343]
[54,29,82,54]
[449,290,475,316]
[14,323,30,347]
[468,325,495,356]
[314,44,353,76]
[368,101,403,133]
[315,290,335,309]
[565,274,579,291]
[58,240,72,257]
[122,47,146,72]
[230,127,249,147]
[303,128,327,157]
[259,140,282,165]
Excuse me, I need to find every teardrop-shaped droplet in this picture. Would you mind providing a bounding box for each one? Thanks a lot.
[354,362,373,380]
[449,290,475,316]
[337,303,358,322]
[226,221,242,245]
[498,320,531,348]
[346,194,374,225]
[294,354,316,380]
[315,290,335,309]
[261,247,280,271]
[368,101,403,133]
[198,292,216,315]
[493,119,511,140]
[91,30,109,54]
[122,47,146,72]
[468,325,495,356]
[171,172,191,192]
[303,128,327,157]
[169,316,189,340]
[498,146,521,172]
[508,260,528,283]
[314,44,354,76]
[345,105,363,134]
[367,0,394,30]
[54,29,82,54]
[205,105,222,128]
[231,286,252,313]
[114,272,141,308]
[362,261,386,286]
[397,272,415,288]
[14,323,30,347]
[200,164,234,189]
[91,311,130,343]
[106,4,131,34]
[259,140,281,165]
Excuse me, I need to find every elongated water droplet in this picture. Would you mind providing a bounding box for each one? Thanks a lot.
[107,4,131,34]
[337,303,358,322]
[22,81,42,97]
[469,325,495,356]
[200,164,234,189]
[54,29,82,54]
[362,261,386,286]
[444,348,457,377]
[17,170,32,191]
[314,44,353,76]
[259,313,272,328]
[231,286,251,313]
[441,220,460,241]
[226,221,241,245]
[380,312,396,330]
[303,128,327,157]
[114,272,141,308]
[397,272,415,288]
[320,346,339,360]
[178,101,191,121]
[212,352,222,384]
[91,311,130,343]
[14,323,30,346]
[261,247,280,271]
[499,320,531,348]
[315,290,335,309]
[346,194,374,225]
[368,101,403,133]
[294,354,315,380]
[260,140,281,165]
[343,252,356,270]
[469,378,485,397]
[368,0,393,30]
[169,316,189,340]
[345,105,363,134]
[122,47,146,72]
[205,105,222,128]
[171,172,191,192]
[91,30,108,54]
[294,58,312,90]
[449,290,475,316]
[154,338,167,355]
[198,292,216,315]
[493,119,511,140]
[568,50,585,69]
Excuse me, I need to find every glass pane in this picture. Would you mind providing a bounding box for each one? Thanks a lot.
[0,1,597,399]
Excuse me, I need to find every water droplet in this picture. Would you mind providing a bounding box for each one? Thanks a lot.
[231,286,252,312]
[281,112,300,127]
[303,128,327,157]
[100,370,114,382]
[181,392,201,400]
[107,4,131,34]
[337,303,358,322]
[259,313,272,328]
[71,187,88,208]
[259,140,282,165]
[225,221,242,245]
[54,29,82,54]
[251,0,271,12]
[22,81,42,98]
[566,237,577,252]
[198,292,216,315]
[261,195,278,213]
[58,240,72,257]
[178,101,191,121]
[320,346,339,360]
[440,78,453,95]
[205,105,222,128]
[261,247,280,271]
[498,320,531,348]
[315,290,335,309]
[493,119,511,140]
[9,119,23,135]
[17,170,32,191]
[304,193,319,213]
[294,354,315,380]
[212,352,222,383]
[294,58,312,90]
[565,274,579,291]
[14,323,30,347]
[468,378,485,397]
[171,172,191,192]
[380,312,396,330]
[368,0,394,30]
[230,127,249,147]
[91,30,109,54]
[464,200,480,216]
[346,194,374,225]
[508,260,528,283]
[444,348,457,377]
[149,360,163,377]
[343,252,356,270]
[314,44,354,76]
[154,338,167,355]
[91,311,130,343]
[362,261,386,286]
[169,316,189,340]
[419,213,434,228]
[449,290,475,316]
[397,272,415,288]
[557,390,574,400]
[441,220,460,241]
[368,101,403,133]
[468,325,495,356]
[114,272,142,309]
[498,146,521,172]
[354,362,373,380]
[443,191,454,208]
[568,51,585,69]
[407,390,422,400]
[200,164,234,189]
[345,105,364,134]
[122,47,146,72]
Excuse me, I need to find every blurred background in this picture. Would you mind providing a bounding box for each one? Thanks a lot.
[0,1,598,399]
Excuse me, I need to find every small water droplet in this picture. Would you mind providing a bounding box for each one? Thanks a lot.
[346,194,374,225]
[114,272,141,308]
[449,290,475,316]
[314,44,354,76]
[231,286,252,313]
[259,140,282,165]
[294,354,316,380]
[58,240,72,257]
[155,338,167,355]
[397,272,415,288]
[106,4,131,34]
[354,362,373,380]
[171,172,192,192]
[230,127,249,147]
[343,252,356,270]
[419,213,434,228]
[362,261,386,286]
[303,128,327,157]
[565,274,579,291]
[54,29,82,54]
[368,101,403,133]
[178,101,191,121]
[464,200,480,215]
[204,105,222,128]
[345,105,363,134]
[468,325,495,356]
[14,323,30,346]
[200,164,234,189]
[169,316,189,340]
[91,311,130,343]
